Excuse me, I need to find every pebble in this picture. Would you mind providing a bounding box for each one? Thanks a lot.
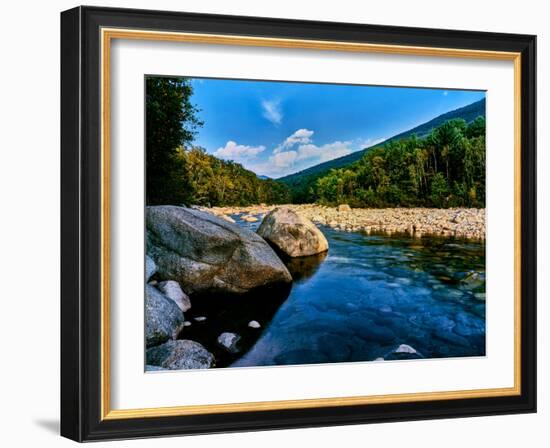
[194,316,207,322]
[248,320,261,329]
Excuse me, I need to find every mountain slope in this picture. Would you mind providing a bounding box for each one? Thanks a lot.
[278,98,485,200]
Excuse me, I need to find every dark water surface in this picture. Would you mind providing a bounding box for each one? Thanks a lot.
[182,214,486,368]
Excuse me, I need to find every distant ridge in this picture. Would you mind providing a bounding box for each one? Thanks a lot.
[278,98,485,188]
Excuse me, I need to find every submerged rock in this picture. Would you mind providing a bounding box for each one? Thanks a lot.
[146,206,292,295]
[217,332,241,353]
[157,280,192,312]
[395,344,417,354]
[384,343,423,360]
[257,207,329,257]
[145,284,185,348]
[146,340,215,370]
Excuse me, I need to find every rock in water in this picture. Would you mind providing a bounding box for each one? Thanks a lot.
[383,343,423,360]
[145,255,157,281]
[145,284,185,348]
[217,332,241,353]
[157,280,192,312]
[395,344,417,354]
[146,340,215,370]
[257,207,329,257]
[146,206,292,295]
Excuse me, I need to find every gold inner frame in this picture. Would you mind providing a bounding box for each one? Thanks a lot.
[100,28,522,421]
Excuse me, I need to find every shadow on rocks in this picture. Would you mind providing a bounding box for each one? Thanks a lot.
[178,281,292,368]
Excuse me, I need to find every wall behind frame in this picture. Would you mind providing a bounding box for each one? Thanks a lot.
[0,0,546,447]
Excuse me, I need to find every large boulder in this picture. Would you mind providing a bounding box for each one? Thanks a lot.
[145,284,185,348]
[257,207,329,257]
[146,206,292,295]
[146,339,215,370]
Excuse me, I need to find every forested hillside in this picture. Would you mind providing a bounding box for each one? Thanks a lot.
[314,117,486,208]
[279,99,486,202]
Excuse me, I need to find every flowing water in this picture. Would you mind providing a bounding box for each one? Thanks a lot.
[181,213,486,368]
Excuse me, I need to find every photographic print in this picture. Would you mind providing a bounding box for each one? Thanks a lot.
[144,77,487,371]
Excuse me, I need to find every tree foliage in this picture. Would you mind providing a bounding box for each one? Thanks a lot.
[146,77,203,205]
[314,118,486,208]
[176,147,291,206]
[146,77,290,206]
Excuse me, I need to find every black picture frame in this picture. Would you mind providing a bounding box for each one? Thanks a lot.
[61,5,536,442]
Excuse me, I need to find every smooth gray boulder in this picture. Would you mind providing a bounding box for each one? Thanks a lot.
[146,206,292,295]
[257,207,329,257]
[145,255,157,282]
[157,280,192,312]
[146,340,215,370]
[145,284,185,348]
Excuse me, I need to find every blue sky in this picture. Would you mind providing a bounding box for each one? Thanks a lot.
[188,78,485,178]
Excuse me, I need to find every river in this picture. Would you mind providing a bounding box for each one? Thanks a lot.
[181,212,486,368]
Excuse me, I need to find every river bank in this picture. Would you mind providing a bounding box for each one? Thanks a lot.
[205,204,485,241]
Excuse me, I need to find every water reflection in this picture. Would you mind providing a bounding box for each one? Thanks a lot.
[182,213,486,369]
[179,282,292,368]
[283,251,328,283]
[233,226,486,368]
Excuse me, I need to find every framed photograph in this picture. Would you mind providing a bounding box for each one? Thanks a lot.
[60,6,536,441]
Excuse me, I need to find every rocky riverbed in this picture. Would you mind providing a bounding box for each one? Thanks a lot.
[205,204,485,241]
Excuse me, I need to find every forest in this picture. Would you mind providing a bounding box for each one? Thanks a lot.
[146,76,486,209]
[314,117,486,208]
[146,77,290,206]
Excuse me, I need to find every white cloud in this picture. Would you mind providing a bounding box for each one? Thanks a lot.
[261,99,283,125]
[219,130,380,178]
[214,140,265,162]
[270,150,297,168]
[296,141,353,162]
[274,128,314,153]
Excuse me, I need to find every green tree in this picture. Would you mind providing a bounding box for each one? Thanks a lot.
[430,172,449,207]
[146,77,203,205]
